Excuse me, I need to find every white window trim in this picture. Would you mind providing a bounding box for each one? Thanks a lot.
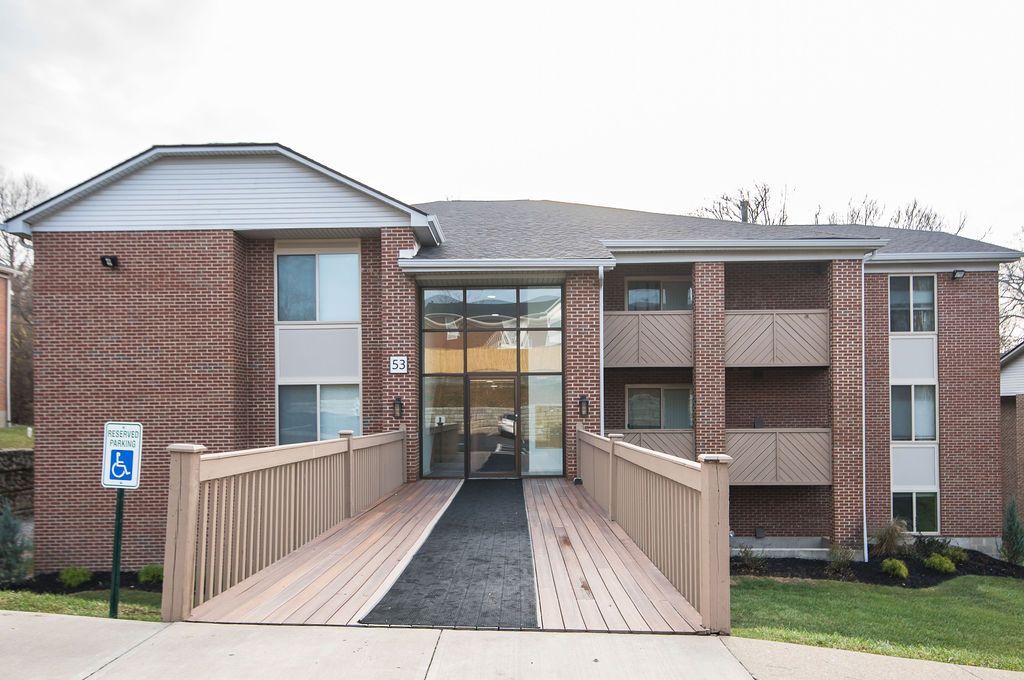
[887,273,937,335]
[625,383,694,430]
[889,384,939,443]
[623,276,693,311]
[892,489,941,535]
[274,239,363,445]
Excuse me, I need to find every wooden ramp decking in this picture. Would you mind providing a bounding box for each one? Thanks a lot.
[189,477,704,634]
[524,478,703,634]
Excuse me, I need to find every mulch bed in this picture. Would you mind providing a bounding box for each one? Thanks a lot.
[3,570,162,595]
[732,549,1024,588]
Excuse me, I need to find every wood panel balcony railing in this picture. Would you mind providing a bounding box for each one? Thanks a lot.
[724,309,829,367]
[606,429,695,460]
[725,428,831,485]
[604,311,693,367]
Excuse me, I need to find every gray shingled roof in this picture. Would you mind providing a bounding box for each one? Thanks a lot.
[413,200,1018,261]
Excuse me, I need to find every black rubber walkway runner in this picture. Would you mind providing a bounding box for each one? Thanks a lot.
[360,479,538,629]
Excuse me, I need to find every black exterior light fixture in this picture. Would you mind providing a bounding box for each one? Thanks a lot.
[951,269,966,280]
[578,394,590,419]
[100,255,120,269]
[392,396,404,419]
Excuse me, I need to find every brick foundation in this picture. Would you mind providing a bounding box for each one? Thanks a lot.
[730,486,832,537]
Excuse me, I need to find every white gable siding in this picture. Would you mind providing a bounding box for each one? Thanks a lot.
[1002,355,1024,396]
[30,155,411,231]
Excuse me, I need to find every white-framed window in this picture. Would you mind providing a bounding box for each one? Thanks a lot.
[625,277,693,312]
[892,490,939,534]
[276,242,360,322]
[889,274,935,333]
[626,384,693,429]
[890,384,937,441]
[275,241,362,444]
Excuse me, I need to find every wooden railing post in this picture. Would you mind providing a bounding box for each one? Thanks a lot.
[161,443,206,622]
[339,430,355,519]
[697,453,732,634]
[608,434,623,521]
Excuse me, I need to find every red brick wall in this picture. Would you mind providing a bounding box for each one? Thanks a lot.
[725,262,828,310]
[730,486,832,536]
[864,273,891,532]
[378,229,421,481]
[829,259,864,548]
[33,231,253,570]
[725,367,830,429]
[604,367,693,429]
[693,262,725,457]
[1001,397,1021,513]
[565,271,602,477]
[360,237,384,435]
[242,239,275,448]
[604,263,693,312]
[937,271,1002,535]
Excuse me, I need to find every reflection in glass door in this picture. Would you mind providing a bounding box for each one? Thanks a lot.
[468,377,517,476]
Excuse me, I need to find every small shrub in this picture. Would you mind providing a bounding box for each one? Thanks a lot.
[913,535,950,559]
[872,518,908,556]
[943,545,969,565]
[58,566,93,590]
[923,553,956,574]
[0,500,29,585]
[882,558,909,580]
[825,544,855,579]
[138,563,163,585]
[736,545,767,574]
[1001,499,1024,566]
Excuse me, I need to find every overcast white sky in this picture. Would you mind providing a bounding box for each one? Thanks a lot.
[1,0,1021,246]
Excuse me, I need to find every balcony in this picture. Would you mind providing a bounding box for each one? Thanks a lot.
[606,427,832,485]
[604,311,693,368]
[725,428,832,485]
[724,310,829,367]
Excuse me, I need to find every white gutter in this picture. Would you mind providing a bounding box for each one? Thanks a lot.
[861,255,869,562]
[599,266,605,436]
[867,250,1023,263]
[601,238,887,251]
[398,258,616,272]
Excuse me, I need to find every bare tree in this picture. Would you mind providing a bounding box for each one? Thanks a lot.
[697,182,790,225]
[0,168,48,425]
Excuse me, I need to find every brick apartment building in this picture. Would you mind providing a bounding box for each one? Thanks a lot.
[3,143,1019,571]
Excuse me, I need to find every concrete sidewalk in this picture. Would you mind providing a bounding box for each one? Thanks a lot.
[1,611,1020,680]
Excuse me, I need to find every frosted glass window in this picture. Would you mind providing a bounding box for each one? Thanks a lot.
[891,446,938,489]
[277,255,316,321]
[914,385,936,441]
[664,388,693,428]
[319,385,361,438]
[318,253,359,321]
[278,385,316,444]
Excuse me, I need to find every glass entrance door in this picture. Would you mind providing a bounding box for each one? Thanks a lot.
[468,377,517,476]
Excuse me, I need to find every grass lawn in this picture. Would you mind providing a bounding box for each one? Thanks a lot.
[0,590,161,622]
[0,425,33,449]
[732,575,1024,672]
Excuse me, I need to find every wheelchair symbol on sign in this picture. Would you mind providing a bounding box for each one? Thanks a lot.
[109,450,133,480]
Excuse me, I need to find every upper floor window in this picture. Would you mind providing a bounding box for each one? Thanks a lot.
[626,279,693,312]
[626,385,693,429]
[277,252,360,322]
[889,275,935,333]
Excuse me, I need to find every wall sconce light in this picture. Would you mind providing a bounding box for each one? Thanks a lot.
[100,255,119,269]
[951,269,966,280]
[578,394,590,419]
[392,396,404,419]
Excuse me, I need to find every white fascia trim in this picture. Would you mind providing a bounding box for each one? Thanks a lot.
[398,258,616,272]
[602,238,887,250]
[864,251,1022,272]
[3,144,444,245]
[614,250,873,263]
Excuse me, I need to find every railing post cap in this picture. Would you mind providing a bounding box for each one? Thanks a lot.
[166,443,207,455]
[697,453,733,464]
[338,430,355,437]
[608,433,625,440]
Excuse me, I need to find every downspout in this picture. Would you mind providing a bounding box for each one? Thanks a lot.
[5,275,10,428]
[599,266,605,436]
[861,255,869,562]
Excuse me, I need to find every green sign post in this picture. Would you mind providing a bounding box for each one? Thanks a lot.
[109,488,125,618]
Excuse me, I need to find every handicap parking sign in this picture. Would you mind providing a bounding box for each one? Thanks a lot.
[102,422,143,489]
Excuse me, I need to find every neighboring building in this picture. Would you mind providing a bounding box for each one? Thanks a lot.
[1000,342,1024,517]
[2,143,1018,570]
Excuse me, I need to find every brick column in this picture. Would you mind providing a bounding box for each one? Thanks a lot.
[564,270,601,478]
[379,229,421,481]
[829,259,865,548]
[693,262,725,457]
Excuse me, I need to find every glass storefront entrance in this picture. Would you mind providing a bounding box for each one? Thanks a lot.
[421,287,564,478]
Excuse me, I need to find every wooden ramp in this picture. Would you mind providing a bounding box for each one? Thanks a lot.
[524,478,704,633]
[189,479,460,625]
